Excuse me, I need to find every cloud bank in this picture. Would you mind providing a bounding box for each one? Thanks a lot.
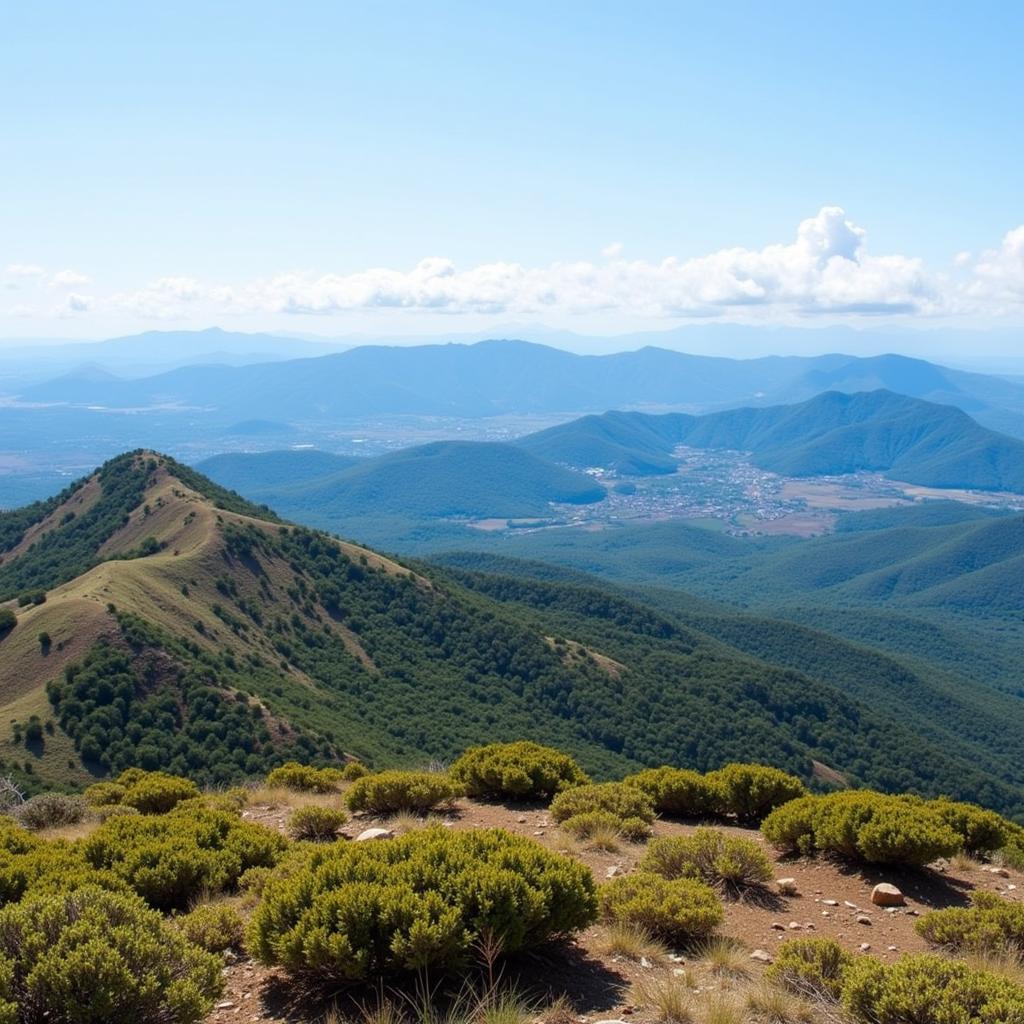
[5,208,1024,325]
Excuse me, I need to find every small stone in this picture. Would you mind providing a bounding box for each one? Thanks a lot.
[217,1003,235,1010]
[987,866,1011,878]
[640,956,653,969]
[787,921,801,930]
[750,950,773,963]
[533,830,545,836]
[776,877,799,895]
[669,954,685,963]
[859,943,871,952]
[355,828,394,842]
[856,914,872,925]
[771,922,786,930]
[821,911,831,917]
[888,945,898,951]
[844,900,858,909]
[823,899,838,906]
[516,816,527,824]
[871,883,905,907]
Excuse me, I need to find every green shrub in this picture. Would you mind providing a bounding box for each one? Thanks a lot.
[84,781,127,807]
[560,810,651,842]
[623,766,719,818]
[287,806,347,842]
[765,938,853,1000]
[706,763,806,822]
[248,826,597,981]
[599,873,722,944]
[345,770,458,814]
[96,804,141,823]
[341,761,370,782]
[118,771,200,815]
[175,901,245,953]
[0,841,129,905]
[12,793,87,831]
[82,804,287,910]
[762,791,962,867]
[916,891,1024,954]
[640,828,773,890]
[0,885,222,1023]
[931,799,1012,857]
[0,608,15,633]
[550,782,655,826]
[841,953,1024,1024]
[266,761,344,793]
[450,741,588,801]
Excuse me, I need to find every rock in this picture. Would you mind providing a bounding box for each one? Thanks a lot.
[787,921,802,930]
[639,956,653,969]
[856,914,872,925]
[771,922,786,930]
[516,816,527,824]
[669,954,685,963]
[355,827,394,842]
[859,943,871,952]
[823,899,838,906]
[606,865,623,878]
[844,900,858,909]
[750,950,773,963]
[871,883,905,907]
[672,968,686,976]
[776,877,799,895]
[986,866,1010,878]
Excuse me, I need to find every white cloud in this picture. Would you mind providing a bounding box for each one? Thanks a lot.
[49,269,93,288]
[4,263,45,277]
[12,208,1024,327]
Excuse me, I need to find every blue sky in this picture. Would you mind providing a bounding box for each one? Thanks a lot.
[2,1,1023,346]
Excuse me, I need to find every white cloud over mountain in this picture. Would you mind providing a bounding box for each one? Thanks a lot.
[8,208,1024,325]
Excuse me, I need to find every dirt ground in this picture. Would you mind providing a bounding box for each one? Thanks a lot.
[203,794,1023,1024]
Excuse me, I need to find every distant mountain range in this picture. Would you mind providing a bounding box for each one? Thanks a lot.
[519,390,1024,493]
[14,338,1024,436]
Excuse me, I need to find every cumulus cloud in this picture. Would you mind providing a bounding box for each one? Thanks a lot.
[49,269,93,288]
[11,208,1024,326]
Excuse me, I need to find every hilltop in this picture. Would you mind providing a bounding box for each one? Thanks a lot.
[3,452,1024,815]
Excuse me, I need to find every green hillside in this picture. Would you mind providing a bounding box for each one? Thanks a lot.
[194,449,361,496]
[4,452,1024,818]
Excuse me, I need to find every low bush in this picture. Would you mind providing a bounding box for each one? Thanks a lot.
[450,741,588,801]
[561,810,651,843]
[550,783,655,826]
[765,938,853,1000]
[175,901,245,953]
[842,952,1024,1024]
[916,891,1024,954]
[287,805,347,842]
[931,799,1013,857]
[706,763,806,822]
[96,804,140,822]
[762,791,962,867]
[0,885,222,1023]
[84,781,127,807]
[11,793,87,831]
[248,826,597,981]
[0,841,128,905]
[640,828,773,890]
[341,761,370,782]
[266,761,344,793]
[623,767,719,818]
[599,873,722,944]
[82,804,287,910]
[345,770,458,814]
[118,770,200,815]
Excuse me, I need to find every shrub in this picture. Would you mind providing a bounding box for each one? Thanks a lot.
[84,781,127,807]
[550,782,655,826]
[119,771,200,815]
[82,804,287,910]
[931,799,1012,857]
[599,873,722,945]
[287,806,347,842]
[248,826,597,981]
[175,901,245,953]
[0,885,222,1024]
[345,770,458,814]
[0,841,129,906]
[561,810,651,843]
[916,891,1024,954]
[266,761,344,793]
[11,793,87,831]
[640,828,773,890]
[762,791,962,867]
[97,804,141,823]
[706,764,806,822]
[841,953,1024,1024]
[341,761,370,782]
[450,741,588,801]
[623,766,719,818]
[765,938,853,1000]
[0,608,15,633]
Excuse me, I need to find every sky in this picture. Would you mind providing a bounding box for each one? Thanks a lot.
[2,1,1023,351]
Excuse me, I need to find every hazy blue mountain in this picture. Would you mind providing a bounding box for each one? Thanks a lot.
[202,440,607,520]
[519,390,1024,492]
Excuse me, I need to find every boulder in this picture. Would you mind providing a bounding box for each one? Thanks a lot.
[355,827,395,842]
[871,883,905,907]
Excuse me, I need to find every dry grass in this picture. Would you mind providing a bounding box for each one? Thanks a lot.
[244,785,341,811]
[745,982,819,1024]
[951,851,981,873]
[962,949,1024,987]
[35,820,98,843]
[701,991,747,1024]
[594,921,669,964]
[385,810,445,834]
[631,975,695,1024]
[583,823,622,853]
[696,937,751,980]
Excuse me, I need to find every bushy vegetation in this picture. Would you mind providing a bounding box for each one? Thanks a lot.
[119,770,200,814]
[450,741,588,800]
[560,810,650,843]
[599,873,722,944]
[173,901,245,953]
[266,761,343,793]
[248,826,597,980]
[623,766,719,818]
[10,793,87,831]
[345,770,458,814]
[916,891,1024,954]
[0,885,222,1023]
[761,790,964,866]
[706,763,807,822]
[639,828,773,890]
[768,937,1024,1023]
[549,782,656,840]
[287,805,347,841]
